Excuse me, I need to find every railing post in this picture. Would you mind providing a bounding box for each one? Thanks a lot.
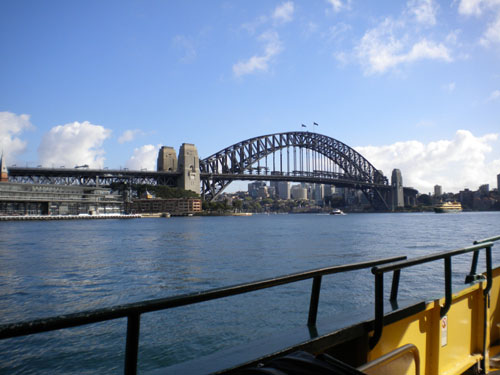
[390,270,401,304]
[482,245,493,370]
[441,257,452,318]
[124,313,141,375]
[308,276,322,326]
[485,246,493,296]
[370,272,384,349]
[465,250,480,283]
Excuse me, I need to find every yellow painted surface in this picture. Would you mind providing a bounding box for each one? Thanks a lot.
[367,270,500,375]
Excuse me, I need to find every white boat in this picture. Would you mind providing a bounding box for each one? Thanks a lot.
[329,208,345,215]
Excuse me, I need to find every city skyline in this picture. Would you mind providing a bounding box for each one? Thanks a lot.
[1,1,499,194]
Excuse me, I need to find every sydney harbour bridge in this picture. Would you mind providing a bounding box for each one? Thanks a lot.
[7,131,399,210]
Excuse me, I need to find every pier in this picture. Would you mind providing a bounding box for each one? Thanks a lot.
[0,214,141,221]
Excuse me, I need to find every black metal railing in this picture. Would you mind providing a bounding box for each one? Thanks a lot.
[369,239,497,349]
[0,256,405,375]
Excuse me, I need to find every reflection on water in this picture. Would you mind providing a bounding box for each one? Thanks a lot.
[0,212,499,373]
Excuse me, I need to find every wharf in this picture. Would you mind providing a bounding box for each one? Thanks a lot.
[0,214,142,221]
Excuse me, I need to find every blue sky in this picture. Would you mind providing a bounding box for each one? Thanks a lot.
[1,0,499,193]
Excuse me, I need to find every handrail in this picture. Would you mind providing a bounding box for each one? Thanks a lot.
[369,242,495,349]
[467,234,500,283]
[358,343,420,375]
[0,255,405,375]
[474,235,500,244]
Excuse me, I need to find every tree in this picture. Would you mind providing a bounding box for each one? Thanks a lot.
[232,199,243,212]
[417,194,432,206]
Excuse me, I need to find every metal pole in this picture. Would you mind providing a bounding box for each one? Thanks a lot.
[441,257,452,318]
[308,276,322,326]
[370,273,384,349]
[124,313,141,375]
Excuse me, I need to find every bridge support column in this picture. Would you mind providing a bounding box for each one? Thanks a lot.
[177,143,200,194]
[157,146,178,172]
[391,169,404,210]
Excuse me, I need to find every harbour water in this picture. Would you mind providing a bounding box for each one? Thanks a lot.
[1,212,499,374]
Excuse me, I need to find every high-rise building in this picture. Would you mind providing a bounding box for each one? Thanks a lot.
[434,185,442,197]
[324,185,335,198]
[291,184,307,200]
[277,181,291,200]
[313,184,324,203]
[248,181,267,198]
[0,153,8,182]
[479,184,490,195]
[497,173,500,191]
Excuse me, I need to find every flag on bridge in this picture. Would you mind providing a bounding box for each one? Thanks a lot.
[301,124,307,127]
[313,122,318,126]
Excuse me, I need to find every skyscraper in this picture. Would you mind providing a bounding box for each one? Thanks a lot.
[0,153,8,182]
[434,185,442,197]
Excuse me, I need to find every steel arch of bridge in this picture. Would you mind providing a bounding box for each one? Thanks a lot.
[200,131,390,209]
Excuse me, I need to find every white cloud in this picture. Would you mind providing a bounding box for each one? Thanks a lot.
[407,0,438,26]
[324,22,352,42]
[118,129,142,144]
[458,0,500,47]
[172,35,197,63]
[457,0,500,16]
[0,111,34,160]
[480,13,500,46]
[458,0,483,15]
[355,130,500,193]
[233,31,283,76]
[38,121,111,168]
[235,2,293,77]
[489,89,500,100]
[326,0,350,13]
[407,39,452,61]
[272,2,294,24]
[126,144,161,171]
[443,82,456,92]
[356,17,452,74]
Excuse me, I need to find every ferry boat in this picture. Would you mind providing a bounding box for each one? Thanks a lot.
[1,235,500,375]
[329,208,346,215]
[434,201,463,213]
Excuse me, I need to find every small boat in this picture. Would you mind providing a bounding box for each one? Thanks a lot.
[330,208,345,215]
[434,201,462,213]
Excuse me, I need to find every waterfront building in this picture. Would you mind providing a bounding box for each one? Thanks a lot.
[277,181,291,200]
[126,198,201,215]
[324,185,335,198]
[391,169,404,210]
[313,184,324,204]
[434,185,442,197]
[257,186,269,199]
[291,184,307,200]
[0,182,123,216]
[479,184,490,195]
[267,185,276,199]
[248,181,267,198]
[459,188,473,208]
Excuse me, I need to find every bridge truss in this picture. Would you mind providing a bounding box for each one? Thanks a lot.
[8,168,179,187]
[200,131,390,210]
[6,132,392,210]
